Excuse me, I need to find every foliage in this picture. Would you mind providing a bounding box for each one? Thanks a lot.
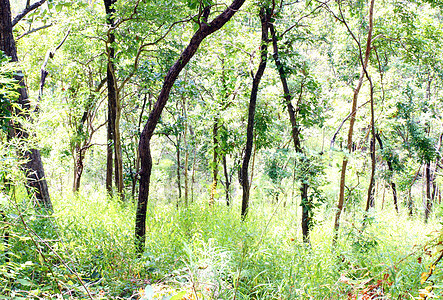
[0,51,19,133]
[3,0,443,298]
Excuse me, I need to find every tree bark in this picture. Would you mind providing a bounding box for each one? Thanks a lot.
[0,0,52,211]
[240,7,270,220]
[135,0,246,254]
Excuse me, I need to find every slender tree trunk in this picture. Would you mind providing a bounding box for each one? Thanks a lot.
[114,98,124,198]
[365,139,376,211]
[269,23,310,243]
[408,166,421,216]
[375,133,398,213]
[176,136,182,204]
[104,0,116,195]
[0,0,52,210]
[210,118,219,205]
[191,127,197,203]
[135,0,246,254]
[223,154,230,206]
[183,97,189,206]
[184,135,189,207]
[333,0,375,242]
[73,147,85,193]
[424,77,433,222]
[240,7,270,220]
[425,162,432,223]
[365,70,376,214]
[381,184,385,210]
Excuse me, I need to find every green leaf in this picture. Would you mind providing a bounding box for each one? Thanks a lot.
[17,278,33,286]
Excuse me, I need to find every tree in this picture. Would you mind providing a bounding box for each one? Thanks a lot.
[240,6,272,219]
[329,0,376,241]
[135,0,247,254]
[103,0,122,197]
[0,0,52,210]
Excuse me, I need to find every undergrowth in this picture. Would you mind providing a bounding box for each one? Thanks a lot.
[0,187,441,299]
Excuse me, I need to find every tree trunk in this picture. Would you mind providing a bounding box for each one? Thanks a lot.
[104,0,123,199]
[191,127,197,203]
[381,184,385,210]
[114,101,124,198]
[223,154,230,206]
[73,147,85,193]
[425,162,432,223]
[300,184,310,243]
[131,93,149,199]
[269,23,311,243]
[0,0,52,211]
[210,118,219,205]
[176,136,182,205]
[183,97,189,206]
[240,7,270,220]
[365,139,376,211]
[104,0,116,195]
[375,133,398,213]
[135,0,246,254]
[365,67,376,214]
[333,0,375,242]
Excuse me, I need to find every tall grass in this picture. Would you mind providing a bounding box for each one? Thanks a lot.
[41,188,440,299]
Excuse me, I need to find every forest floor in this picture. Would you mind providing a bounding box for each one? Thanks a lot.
[3,187,442,299]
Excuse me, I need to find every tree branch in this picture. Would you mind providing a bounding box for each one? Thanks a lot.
[39,28,71,100]
[12,0,47,27]
[330,100,370,148]
[16,23,52,40]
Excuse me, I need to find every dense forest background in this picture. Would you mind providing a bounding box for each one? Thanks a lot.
[1,0,443,298]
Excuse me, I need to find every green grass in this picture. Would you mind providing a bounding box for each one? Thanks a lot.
[1,187,442,299]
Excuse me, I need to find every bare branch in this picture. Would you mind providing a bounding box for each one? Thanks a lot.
[330,100,370,148]
[16,23,52,40]
[281,3,324,37]
[39,28,71,100]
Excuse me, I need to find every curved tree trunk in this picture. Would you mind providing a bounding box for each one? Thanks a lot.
[333,0,375,243]
[135,0,247,254]
[0,0,52,211]
[240,7,270,220]
[269,23,310,243]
